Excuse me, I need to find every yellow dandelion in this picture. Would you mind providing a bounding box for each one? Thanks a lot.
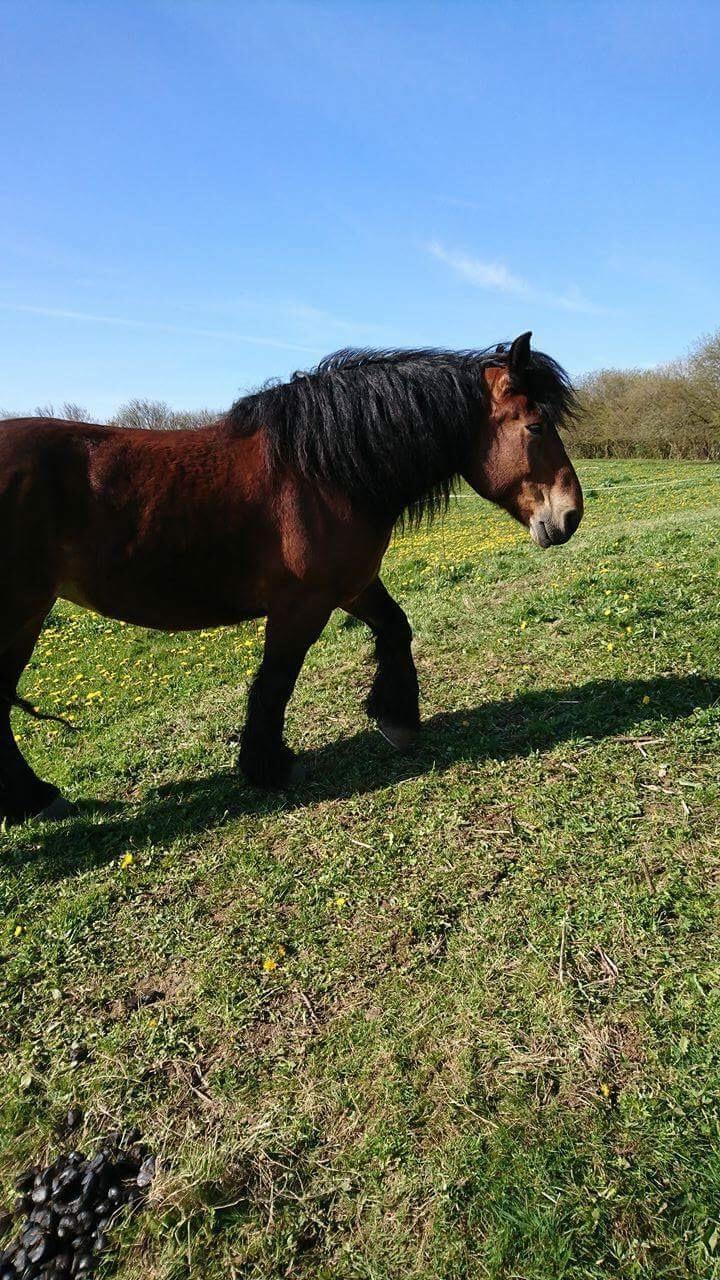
[120,853,134,869]
[642,695,651,705]
[263,956,278,973]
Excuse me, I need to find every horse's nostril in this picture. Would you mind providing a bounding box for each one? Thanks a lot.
[564,508,580,538]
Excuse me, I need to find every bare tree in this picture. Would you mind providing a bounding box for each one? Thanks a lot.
[111,399,219,430]
[1,400,218,429]
[111,398,176,430]
[167,408,220,429]
[0,402,97,421]
[59,401,97,422]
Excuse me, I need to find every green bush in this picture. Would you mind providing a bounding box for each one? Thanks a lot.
[575,330,720,459]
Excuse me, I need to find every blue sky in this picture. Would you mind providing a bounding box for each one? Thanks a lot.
[1,0,719,418]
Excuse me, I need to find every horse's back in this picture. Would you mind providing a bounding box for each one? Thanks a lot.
[0,416,109,446]
[0,416,279,628]
[0,416,110,476]
[0,417,112,523]
[0,417,205,505]
[1,416,105,429]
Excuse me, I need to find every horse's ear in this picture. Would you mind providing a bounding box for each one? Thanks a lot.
[509,331,532,376]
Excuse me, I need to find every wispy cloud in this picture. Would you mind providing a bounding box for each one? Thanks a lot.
[426,242,529,296]
[434,195,485,212]
[425,241,603,314]
[202,296,392,344]
[0,303,322,355]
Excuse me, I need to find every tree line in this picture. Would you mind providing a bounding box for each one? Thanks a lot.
[0,398,220,431]
[3,330,719,459]
[574,329,720,459]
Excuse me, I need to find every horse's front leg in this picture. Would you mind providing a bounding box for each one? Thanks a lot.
[345,578,420,751]
[238,597,332,788]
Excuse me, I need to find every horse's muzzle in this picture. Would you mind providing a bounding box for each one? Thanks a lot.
[530,506,582,548]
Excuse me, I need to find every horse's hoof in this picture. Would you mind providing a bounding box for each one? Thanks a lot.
[38,794,75,822]
[287,759,307,786]
[376,720,418,752]
[239,745,303,790]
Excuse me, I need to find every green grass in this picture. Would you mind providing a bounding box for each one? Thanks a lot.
[2,458,720,1279]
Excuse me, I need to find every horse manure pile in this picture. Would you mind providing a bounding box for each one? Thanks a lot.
[0,1131,155,1279]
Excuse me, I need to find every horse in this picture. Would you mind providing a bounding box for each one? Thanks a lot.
[0,331,583,825]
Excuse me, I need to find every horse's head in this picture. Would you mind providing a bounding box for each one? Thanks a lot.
[464,332,583,547]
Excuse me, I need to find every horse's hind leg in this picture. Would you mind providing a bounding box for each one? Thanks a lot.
[0,608,67,825]
[344,578,420,751]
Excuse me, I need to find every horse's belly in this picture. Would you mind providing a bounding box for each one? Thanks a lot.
[57,563,267,631]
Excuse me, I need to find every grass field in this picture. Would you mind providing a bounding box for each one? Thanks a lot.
[2,458,720,1279]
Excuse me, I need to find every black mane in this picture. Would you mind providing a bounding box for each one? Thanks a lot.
[226,345,577,526]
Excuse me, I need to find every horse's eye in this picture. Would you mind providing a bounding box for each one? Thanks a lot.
[526,422,543,436]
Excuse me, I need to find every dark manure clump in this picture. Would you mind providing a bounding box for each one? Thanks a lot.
[0,1130,156,1279]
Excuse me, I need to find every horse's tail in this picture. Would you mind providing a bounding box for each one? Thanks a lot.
[11,694,78,732]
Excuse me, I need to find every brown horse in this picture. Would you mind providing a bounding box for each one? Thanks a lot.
[0,332,583,824]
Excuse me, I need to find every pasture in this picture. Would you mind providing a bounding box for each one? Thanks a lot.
[1,458,720,1279]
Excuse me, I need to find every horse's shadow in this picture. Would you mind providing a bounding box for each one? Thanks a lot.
[7,673,718,881]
